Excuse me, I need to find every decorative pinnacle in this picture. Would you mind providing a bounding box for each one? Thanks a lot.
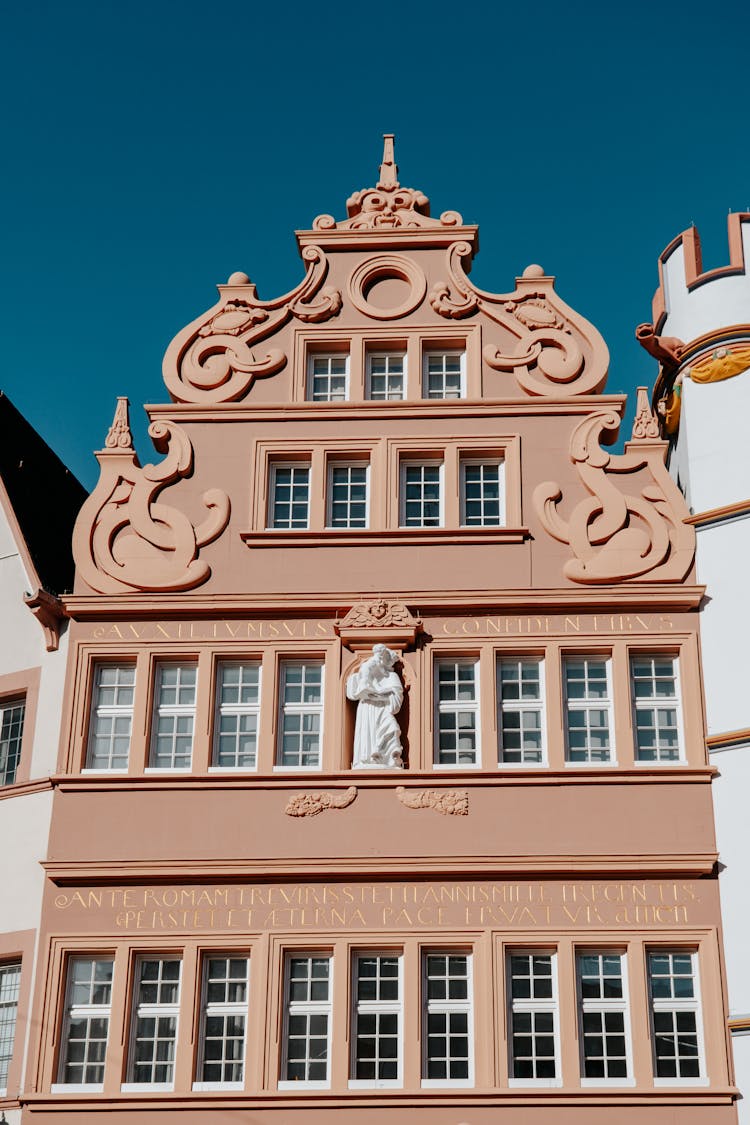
[377,134,399,189]
[104,396,134,450]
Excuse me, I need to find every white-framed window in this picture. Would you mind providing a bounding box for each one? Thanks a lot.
[308,354,348,402]
[0,697,25,786]
[435,660,480,767]
[194,956,249,1090]
[280,954,332,1088]
[563,656,614,764]
[124,957,182,1089]
[400,460,443,528]
[0,962,21,1094]
[423,350,465,399]
[460,460,505,526]
[507,951,560,1085]
[350,953,402,1088]
[213,662,260,769]
[367,352,405,400]
[422,951,473,1086]
[327,463,369,529]
[277,662,324,769]
[55,957,114,1091]
[149,663,197,769]
[631,654,682,762]
[269,463,311,530]
[648,950,704,1083]
[86,664,135,771]
[577,952,632,1084]
[497,658,545,765]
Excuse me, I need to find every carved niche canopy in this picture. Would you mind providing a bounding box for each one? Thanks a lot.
[73,398,230,594]
[533,410,695,584]
[335,600,422,652]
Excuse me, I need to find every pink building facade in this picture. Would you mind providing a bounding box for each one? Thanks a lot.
[14,141,739,1123]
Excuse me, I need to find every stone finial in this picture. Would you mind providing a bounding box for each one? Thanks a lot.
[377,134,399,189]
[104,397,133,450]
[631,386,661,441]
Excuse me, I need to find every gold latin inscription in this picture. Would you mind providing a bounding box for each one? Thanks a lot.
[89,620,335,642]
[438,614,676,636]
[52,880,698,932]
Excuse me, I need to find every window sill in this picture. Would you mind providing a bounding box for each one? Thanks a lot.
[348,1080,403,1090]
[508,1078,563,1088]
[580,1077,636,1088]
[192,1081,244,1092]
[421,1079,474,1089]
[51,1084,104,1094]
[242,528,528,549]
[653,1077,709,1087]
[121,1083,175,1093]
[278,1081,330,1091]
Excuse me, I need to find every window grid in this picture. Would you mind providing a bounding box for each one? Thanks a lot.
[282,955,332,1086]
[461,461,504,526]
[564,656,613,763]
[213,663,260,769]
[58,957,114,1088]
[0,963,20,1092]
[328,464,369,529]
[498,658,545,764]
[0,698,25,786]
[648,951,703,1081]
[435,660,479,767]
[367,353,405,400]
[277,662,324,769]
[86,664,135,770]
[269,464,311,529]
[351,954,402,1086]
[422,952,472,1085]
[508,952,559,1083]
[631,655,682,762]
[577,952,630,1081]
[401,462,442,527]
[309,355,348,402]
[196,956,249,1086]
[128,958,181,1086]
[423,351,464,399]
[150,664,197,769]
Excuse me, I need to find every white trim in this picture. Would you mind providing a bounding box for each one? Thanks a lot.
[366,350,406,400]
[276,661,325,770]
[195,954,249,1087]
[348,952,403,1089]
[85,663,135,771]
[563,654,616,765]
[213,661,261,770]
[460,458,506,527]
[307,353,349,402]
[126,956,182,1088]
[422,349,466,399]
[647,948,707,1085]
[268,462,311,530]
[630,652,685,764]
[57,957,114,1090]
[326,461,370,530]
[506,949,562,1088]
[279,952,333,1090]
[149,663,197,770]
[497,656,547,766]
[421,949,474,1088]
[434,658,481,768]
[399,459,444,528]
[576,949,635,1087]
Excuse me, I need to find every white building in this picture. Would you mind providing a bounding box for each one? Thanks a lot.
[640,212,750,1121]
[0,392,85,1125]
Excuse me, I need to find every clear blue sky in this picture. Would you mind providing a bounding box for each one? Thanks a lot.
[2,0,748,489]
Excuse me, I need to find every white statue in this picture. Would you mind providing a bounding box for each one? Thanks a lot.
[346,644,404,769]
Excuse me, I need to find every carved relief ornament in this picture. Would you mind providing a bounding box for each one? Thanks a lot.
[162,245,342,404]
[285,787,357,817]
[73,399,230,594]
[533,411,695,584]
[396,787,469,816]
[430,245,608,398]
[335,601,422,651]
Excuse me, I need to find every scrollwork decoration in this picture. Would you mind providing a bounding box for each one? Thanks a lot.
[533,411,695,584]
[162,246,342,404]
[73,399,230,594]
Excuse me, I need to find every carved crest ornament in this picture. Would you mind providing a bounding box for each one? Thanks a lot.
[533,411,695,584]
[73,399,230,594]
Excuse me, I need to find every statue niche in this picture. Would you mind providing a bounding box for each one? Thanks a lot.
[346,645,404,770]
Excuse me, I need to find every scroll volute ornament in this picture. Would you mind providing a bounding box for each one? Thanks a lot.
[431,248,609,398]
[73,398,230,594]
[162,246,342,404]
[533,411,694,584]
